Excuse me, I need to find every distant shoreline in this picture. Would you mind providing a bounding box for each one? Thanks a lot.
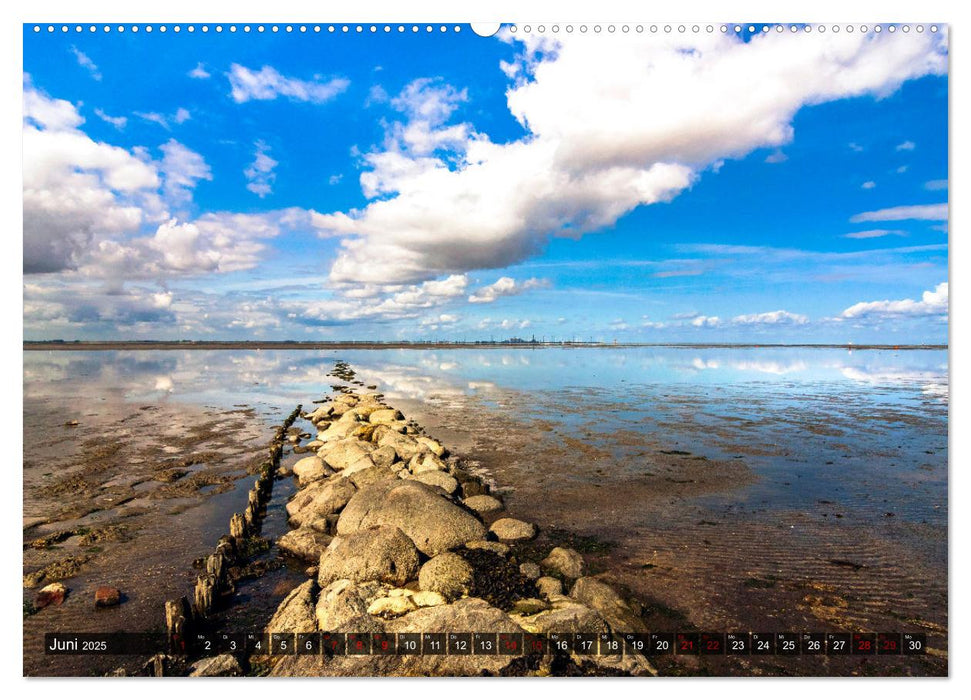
[22,341,948,351]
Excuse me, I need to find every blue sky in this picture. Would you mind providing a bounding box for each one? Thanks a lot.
[22,24,949,342]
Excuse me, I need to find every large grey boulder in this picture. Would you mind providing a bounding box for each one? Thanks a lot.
[347,464,395,489]
[513,599,608,635]
[315,579,384,631]
[272,598,522,677]
[337,480,486,556]
[265,580,318,635]
[322,439,374,471]
[317,526,420,586]
[188,654,243,677]
[418,552,474,601]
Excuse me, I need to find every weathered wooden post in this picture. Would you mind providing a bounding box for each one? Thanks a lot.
[193,573,218,618]
[229,512,247,541]
[164,596,192,655]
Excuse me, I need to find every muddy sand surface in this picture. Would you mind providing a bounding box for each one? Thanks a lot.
[22,396,273,676]
[22,358,946,677]
[396,388,947,676]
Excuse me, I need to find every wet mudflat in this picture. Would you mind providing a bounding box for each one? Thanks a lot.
[23,346,947,676]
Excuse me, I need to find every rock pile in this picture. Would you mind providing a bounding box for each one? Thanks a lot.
[254,388,656,677]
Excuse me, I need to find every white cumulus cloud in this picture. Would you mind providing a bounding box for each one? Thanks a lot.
[731,310,808,325]
[313,29,946,285]
[839,282,948,321]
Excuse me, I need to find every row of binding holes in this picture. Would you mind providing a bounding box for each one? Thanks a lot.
[33,25,464,33]
[508,24,939,34]
[33,24,943,34]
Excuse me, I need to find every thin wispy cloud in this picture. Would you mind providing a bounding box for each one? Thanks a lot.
[850,203,948,222]
[135,108,191,130]
[228,64,349,104]
[94,108,126,129]
[244,140,278,198]
[843,229,906,240]
[70,46,101,80]
[189,63,211,79]
[468,277,548,304]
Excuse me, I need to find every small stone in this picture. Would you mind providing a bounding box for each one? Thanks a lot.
[411,470,458,494]
[415,436,446,457]
[409,452,447,474]
[35,582,67,609]
[94,586,121,608]
[418,552,474,601]
[464,540,510,556]
[541,546,585,579]
[460,480,488,498]
[489,518,537,542]
[411,590,447,608]
[519,562,541,580]
[536,576,563,599]
[292,455,331,486]
[368,595,417,619]
[462,494,504,516]
[510,597,548,615]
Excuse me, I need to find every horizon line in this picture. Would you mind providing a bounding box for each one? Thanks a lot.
[22,340,948,351]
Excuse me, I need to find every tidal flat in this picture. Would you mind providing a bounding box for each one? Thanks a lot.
[22,346,947,676]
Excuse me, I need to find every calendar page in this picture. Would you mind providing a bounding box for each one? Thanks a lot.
[21,17,948,680]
